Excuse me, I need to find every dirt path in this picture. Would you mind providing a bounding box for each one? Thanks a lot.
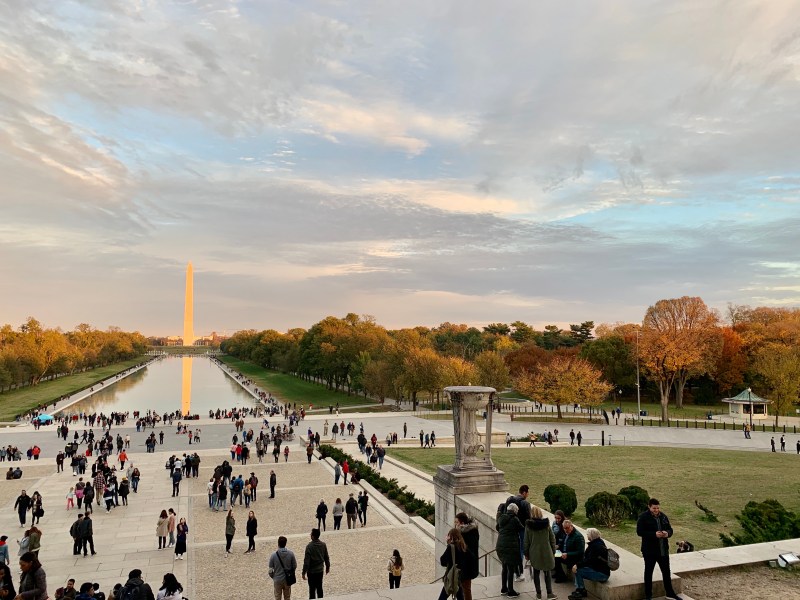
[682,564,800,599]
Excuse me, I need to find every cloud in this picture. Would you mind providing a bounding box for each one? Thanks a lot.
[1,1,799,334]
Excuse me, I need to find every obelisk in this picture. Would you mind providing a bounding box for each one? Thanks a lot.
[183,262,194,346]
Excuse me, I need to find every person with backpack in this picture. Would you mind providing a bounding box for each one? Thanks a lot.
[523,505,557,600]
[569,528,611,600]
[118,569,155,600]
[170,468,181,498]
[437,527,469,600]
[387,549,403,588]
[496,503,524,597]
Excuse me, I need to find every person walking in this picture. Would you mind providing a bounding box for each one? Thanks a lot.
[79,513,95,556]
[334,462,341,485]
[306,444,314,464]
[27,525,42,558]
[14,490,31,527]
[171,468,182,497]
[345,493,358,529]
[523,505,557,600]
[224,508,236,556]
[70,514,83,556]
[167,509,177,547]
[156,510,169,550]
[245,511,257,554]
[18,551,47,600]
[332,498,344,531]
[66,487,75,511]
[316,499,329,531]
[387,549,404,589]
[302,528,330,600]
[358,491,369,527]
[270,470,277,498]
[156,573,183,600]
[637,498,682,600]
[174,517,188,560]
[269,536,297,600]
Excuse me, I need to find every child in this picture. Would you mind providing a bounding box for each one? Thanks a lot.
[283,446,289,462]
[66,487,75,510]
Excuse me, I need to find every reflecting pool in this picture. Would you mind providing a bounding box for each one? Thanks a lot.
[65,356,256,415]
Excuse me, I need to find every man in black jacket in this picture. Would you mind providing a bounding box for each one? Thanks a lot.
[636,498,682,600]
[302,528,330,599]
[13,490,31,527]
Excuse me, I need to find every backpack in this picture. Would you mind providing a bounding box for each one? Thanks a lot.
[603,548,620,571]
[391,561,403,577]
[505,495,530,521]
[119,582,141,600]
[442,544,461,598]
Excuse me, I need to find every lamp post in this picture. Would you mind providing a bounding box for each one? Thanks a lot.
[748,387,753,430]
[636,329,642,423]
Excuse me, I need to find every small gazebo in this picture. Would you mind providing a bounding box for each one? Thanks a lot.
[722,388,771,420]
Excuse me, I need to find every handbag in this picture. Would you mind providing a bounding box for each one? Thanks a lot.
[442,544,461,598]
[276,552,296,586]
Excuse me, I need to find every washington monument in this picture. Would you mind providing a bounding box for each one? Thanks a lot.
[183,262,195,346]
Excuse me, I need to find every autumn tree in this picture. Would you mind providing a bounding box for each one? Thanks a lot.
[515,356,612,418]
[712,327,747,397]
[753,343,800,426]
[474,350,511,392]
[398,347,444,410]
[640,297,719,419]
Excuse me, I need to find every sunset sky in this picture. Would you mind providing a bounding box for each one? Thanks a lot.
[2,1,799,336]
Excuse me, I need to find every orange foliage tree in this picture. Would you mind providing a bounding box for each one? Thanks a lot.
[640,297,720,420]
[515,356,612,419]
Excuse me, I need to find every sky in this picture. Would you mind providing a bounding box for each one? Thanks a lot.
[2,0,799,337]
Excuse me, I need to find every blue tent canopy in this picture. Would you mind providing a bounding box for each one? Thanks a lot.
[35,414,54,422]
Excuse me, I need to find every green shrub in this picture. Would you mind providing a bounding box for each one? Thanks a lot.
[543,483,578,516]
[721,499,800,546]
[618,485,649,518]
[387,489,398,500]
[585,492,630,527]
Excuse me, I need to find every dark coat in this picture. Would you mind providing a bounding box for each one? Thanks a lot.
[636,509,673,557]
[523,517,556,571]
[579,538,610,576]
[246,517,258,536]
[439,543,470,581]
[316,502,328,519]
[458,521,480,580]
[561,528,586,565]
[495,511,523,566]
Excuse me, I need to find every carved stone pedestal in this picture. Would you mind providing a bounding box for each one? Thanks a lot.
[433,386,509,573]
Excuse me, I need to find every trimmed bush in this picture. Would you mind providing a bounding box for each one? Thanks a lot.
[585,492,631,528]
[618,485,649,518]
[721,499,800,546]
[543,483,578,516]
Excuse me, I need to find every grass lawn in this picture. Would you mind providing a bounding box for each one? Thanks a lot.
[0,357,147,421]
[218,356,380,408]
[389,446,800,553]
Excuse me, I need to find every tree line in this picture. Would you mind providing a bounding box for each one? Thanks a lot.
[0,317,148,392]
[222,298,800,424]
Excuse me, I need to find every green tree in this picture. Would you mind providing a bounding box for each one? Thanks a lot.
[474,351,511,392]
